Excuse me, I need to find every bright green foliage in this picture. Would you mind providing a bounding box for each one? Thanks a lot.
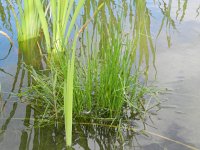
[35,0,85,53]
[63,37,77,146]
[73,13,154,118]
[35,0,86,147]
[16,0,159,147]
[11,0,86,147]
[24,1,158,123]
[8,0,40,41]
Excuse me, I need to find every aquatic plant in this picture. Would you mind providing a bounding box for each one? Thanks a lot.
[8,0,86,146]
[13,0,159,147]
[35,0,86,53]
[34,0,86,146]
[8,0,40,42]
[22,0,158,135]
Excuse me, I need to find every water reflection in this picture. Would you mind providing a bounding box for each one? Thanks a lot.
[0,2,44,148]
[0,43,12,61]
[133,0,155,75]
[0,0,12,32]
[0,0,200,149]
[140,123,197,150]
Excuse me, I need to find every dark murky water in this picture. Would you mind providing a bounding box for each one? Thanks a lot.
[0,0,200,149]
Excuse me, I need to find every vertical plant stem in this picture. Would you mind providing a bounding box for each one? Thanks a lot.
[64,35,77,147]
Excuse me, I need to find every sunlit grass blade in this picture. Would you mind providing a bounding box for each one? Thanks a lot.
[34,0,51,53]
[65,0,86,44]
[9,0,40,42]
[64,33,77,147]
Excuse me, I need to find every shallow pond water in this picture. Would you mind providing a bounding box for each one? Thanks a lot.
[0,0,200,149]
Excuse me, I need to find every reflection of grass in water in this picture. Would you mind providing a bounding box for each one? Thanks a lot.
[0,43,12,61]
[133,0,156,77]
[0,102,17,136]
[72,121,136,150]
[15,0,87,146]
[0,0,161,148]
[0,67,13,77]
[157,0,188,48]
[0,43,41,148]
[196,4,200,18]
[0,0,12,32]
[18,1,160,148]
[1,0,199,149]
[3,0,196,148]
[0,34,43,150]
[0,82,2,101]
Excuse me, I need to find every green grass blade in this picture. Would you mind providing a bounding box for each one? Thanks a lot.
[64,32,78,147]
[65,0,86,45]
[34,0,51,53]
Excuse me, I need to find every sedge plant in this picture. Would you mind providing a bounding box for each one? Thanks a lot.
[34,0,86,147]
[24,1,158,122]
[17,0,159,147]
[9,0,86,147]
[7,0,40,42]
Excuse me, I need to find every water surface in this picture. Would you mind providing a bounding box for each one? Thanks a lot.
[0,0,200,149]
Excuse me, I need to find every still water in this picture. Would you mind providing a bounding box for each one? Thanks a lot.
[0,0,200,149]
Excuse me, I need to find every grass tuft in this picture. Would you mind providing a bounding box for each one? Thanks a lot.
[14,0,159,147]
